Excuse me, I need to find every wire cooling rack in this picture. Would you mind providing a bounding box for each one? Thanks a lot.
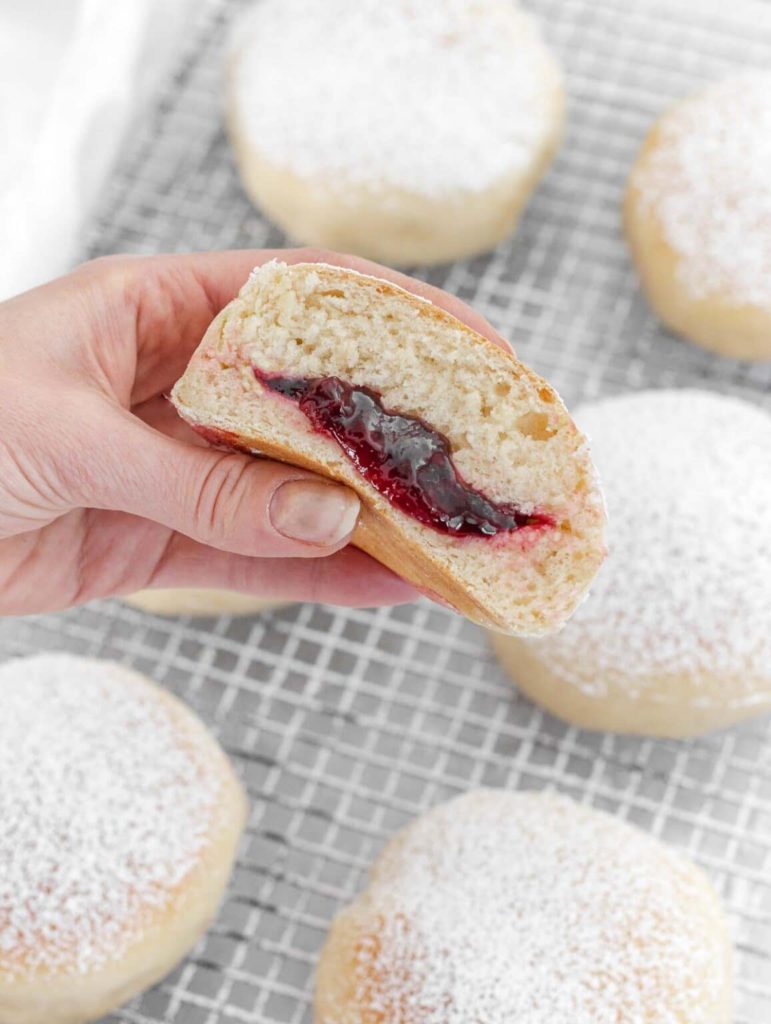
[2,0,771,1020]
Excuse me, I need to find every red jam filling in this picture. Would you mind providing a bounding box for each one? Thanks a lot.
[255,370,552,538]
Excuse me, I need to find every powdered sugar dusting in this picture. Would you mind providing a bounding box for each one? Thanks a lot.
[0,654,222,977]
[342,791,729,1023]
[526,390,771,699]
[634,73,771,308]
[233,0,559,196]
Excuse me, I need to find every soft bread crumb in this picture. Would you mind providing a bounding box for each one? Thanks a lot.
[172,261,605,635]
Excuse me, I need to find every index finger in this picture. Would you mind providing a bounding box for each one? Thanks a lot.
[165,246,510,348]
[90,247,512,406]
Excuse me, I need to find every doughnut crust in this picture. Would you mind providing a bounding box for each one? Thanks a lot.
[625,72,771,360]
[227,0,563,265]
[491,390,771,737]
[0,654,247,1024]
[125,588,285,617]
[171,260,606,636]
[315,790,733,1024]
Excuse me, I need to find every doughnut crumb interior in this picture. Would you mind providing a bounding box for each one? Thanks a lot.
[171,260,606,635]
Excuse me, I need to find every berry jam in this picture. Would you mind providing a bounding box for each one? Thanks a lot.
[255,370,552,538]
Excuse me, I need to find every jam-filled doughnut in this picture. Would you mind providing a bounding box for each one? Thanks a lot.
[491,389,771,736]
[171,260,606,635]
[0,653,247,1024]
[315,790,734,1024]
[125,588,286,617]
[226,0,564,265]
[625,72,771,360]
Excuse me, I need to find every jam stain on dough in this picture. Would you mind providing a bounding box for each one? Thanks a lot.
[256,370,553,538]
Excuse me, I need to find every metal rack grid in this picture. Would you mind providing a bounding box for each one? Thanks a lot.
[2,0,771,1019]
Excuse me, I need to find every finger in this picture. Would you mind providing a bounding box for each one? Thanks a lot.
[65,401,362,560]
[109,246,505,344]
[210,248,513,351]
[132,393,206,444]
[83,248,511,404]
[0,509,417,615]
[133,526,418,608]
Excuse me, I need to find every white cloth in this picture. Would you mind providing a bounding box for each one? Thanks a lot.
[0,0,197,300]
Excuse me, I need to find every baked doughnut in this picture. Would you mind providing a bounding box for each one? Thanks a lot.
[125,588,285,617]
[0,653,247,1024]
[491,389,771,736]
[171,261,606,635]
[227,0,564,265]
[315,789,734,1024]
[625,72,771,360]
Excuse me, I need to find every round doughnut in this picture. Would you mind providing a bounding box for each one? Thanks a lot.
[625,72,771,360]
[315,789,734,1024]
[124,588,286,617]
[227,0,563,266]
[491,389,771,737]
[0,653,247,1024]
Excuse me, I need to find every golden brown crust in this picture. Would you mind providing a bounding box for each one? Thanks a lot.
[202,426,506,629]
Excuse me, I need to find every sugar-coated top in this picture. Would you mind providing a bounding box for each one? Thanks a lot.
[527,390,771,696]
[0,654,221,977]
[633,73,771,309]
[232,0,560,196]
[342,790,729,1023]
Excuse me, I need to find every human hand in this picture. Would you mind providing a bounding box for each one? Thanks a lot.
[0,248,507,615]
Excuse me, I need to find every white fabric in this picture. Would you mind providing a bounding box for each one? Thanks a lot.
[0,0,196,300]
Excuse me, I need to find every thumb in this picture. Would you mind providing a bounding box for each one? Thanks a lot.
[70,404,360,557]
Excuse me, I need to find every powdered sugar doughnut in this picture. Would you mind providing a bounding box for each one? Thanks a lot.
[227,0,563,265]
[125,588,286,617]
[625,73,771,360]
[315,789,733,1024]
[0,654,247,1024]
[491,390,771,737]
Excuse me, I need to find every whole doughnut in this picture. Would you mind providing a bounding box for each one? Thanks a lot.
[625,72,771,360]
[227,0,563,265]
[316,789,733,1023]
[0,654,247,1024]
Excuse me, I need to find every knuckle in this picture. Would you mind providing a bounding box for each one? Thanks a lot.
[192,454,258,546]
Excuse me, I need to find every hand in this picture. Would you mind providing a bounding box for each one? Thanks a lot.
[0,248,507,615]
